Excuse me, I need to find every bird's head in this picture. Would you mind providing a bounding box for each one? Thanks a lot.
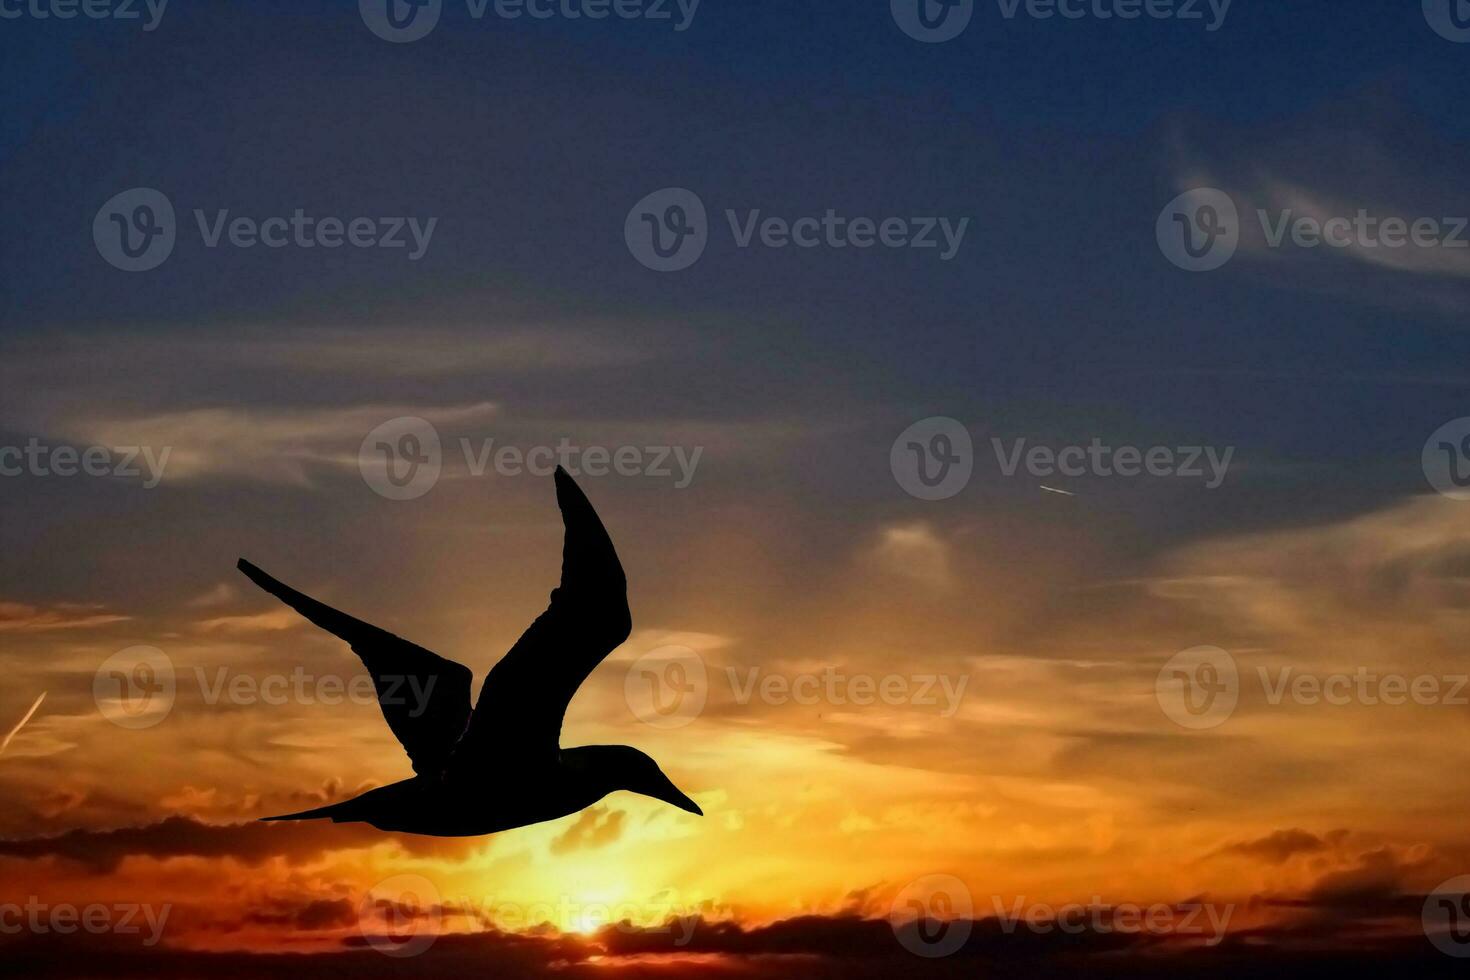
[594,745,702,816]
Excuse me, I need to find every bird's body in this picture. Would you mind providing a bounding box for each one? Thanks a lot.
[264,746,684,837]
[238,467,701,837]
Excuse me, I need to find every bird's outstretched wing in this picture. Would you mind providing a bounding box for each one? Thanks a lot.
[235,559,473,776]
[450,467,631,775]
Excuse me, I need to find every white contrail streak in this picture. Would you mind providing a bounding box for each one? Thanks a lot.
[1039,485,1076,496]
[0,692,46,757]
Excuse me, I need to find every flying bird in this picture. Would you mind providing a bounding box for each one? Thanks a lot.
[237,466,701,837]
[1,692,46,758]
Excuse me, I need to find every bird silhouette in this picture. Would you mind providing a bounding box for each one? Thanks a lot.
[236,466,701,836]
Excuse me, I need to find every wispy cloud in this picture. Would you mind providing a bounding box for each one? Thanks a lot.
[192,609,305,633]
[0,603,130,633]
[61,402,497,486]
[549,804,626,855]
[869,522,953,589]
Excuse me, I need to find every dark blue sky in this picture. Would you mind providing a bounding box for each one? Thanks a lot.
[1,0,1467,575]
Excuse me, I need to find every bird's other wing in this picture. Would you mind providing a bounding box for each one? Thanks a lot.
[235,559,473,776]
[450,466,630,775]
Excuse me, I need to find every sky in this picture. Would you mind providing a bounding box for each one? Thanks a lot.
[3,0,1470,976]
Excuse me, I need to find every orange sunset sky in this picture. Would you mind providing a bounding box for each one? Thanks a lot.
[6,2,1470,977]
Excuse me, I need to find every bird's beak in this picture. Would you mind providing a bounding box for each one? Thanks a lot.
[644,773,703,816]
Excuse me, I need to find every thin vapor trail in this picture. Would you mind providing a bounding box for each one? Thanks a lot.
[0,692,46,757]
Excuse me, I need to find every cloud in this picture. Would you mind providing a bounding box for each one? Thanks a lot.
[0,815,479,872]
[185,584,240,609]
[1152,494,1470,650]
[1166,94,1470,314]
[59,402,497,487]
[0,925,1448,980]
[1300,848,1418,911]
[163,326,669,377]
[192,609,305,634]
[1210,828,1331,865]
[0,603,130,633]
[244,898,357,931]
[1242,179,1470,280]
[549,805,625,855]
[868,522,953,589]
